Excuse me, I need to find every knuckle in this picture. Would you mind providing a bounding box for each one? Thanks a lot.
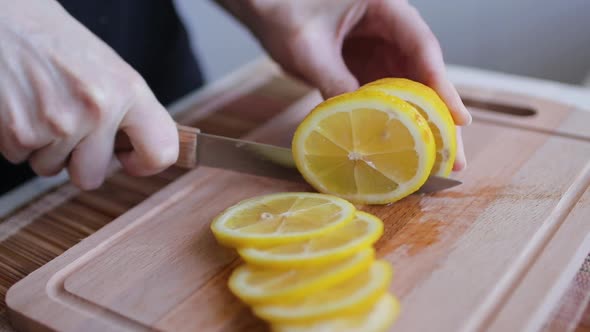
[30,160,64,177]
[36,89,78,139]
[139,134,178,174]
[7,124,39,150]
[423,32,441,51]
[287,29,310,51]
[282,32,314,72]
[2,151,27,164]
[418,65,443,88]
[114,70,150,113]
[79,84,110,123]
[45,112,75,138]
[126,70,149,96]
[146,147,178,173]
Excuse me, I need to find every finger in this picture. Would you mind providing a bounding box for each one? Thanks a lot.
[430,74,472,126]
[0,151,31,165]
[291,30,359,99]
[0,63,69,164]
[29,137,78,176]
[379,2,472,125]
[0,105,48,164]
[26,102,83,177]
[411,31,472,125]
[0,141,33,165]
[453,126,467,171]
[116,89,178,176]
[67,128,114,190]
[0,122,45,164]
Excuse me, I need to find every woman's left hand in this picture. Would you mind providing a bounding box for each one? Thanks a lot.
[218,0,471,170]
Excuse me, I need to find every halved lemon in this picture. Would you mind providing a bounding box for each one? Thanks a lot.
[360,78,456,176]
[253,261,393,323]
[238,211,383,268]
[292,90,435,204]
[272,293,400,332]
[211,192,356,248]
[229,248,374,305]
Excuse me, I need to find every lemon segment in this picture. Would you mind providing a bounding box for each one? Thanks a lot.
[360,78,456,176]
[229,248,374,305]
[211,193,356,248]
[272,293,400,332]
[292,90,435,204]
[238,211,384,268]
[253,261,393,323]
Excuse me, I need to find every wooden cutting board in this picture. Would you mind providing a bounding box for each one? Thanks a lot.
[6,61,590,332]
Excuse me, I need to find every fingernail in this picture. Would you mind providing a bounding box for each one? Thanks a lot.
[79,175,104,191]
[453,153,467,171]
[464,111,473,126]
[453,160,467,172]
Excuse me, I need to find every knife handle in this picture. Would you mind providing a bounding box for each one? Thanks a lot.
[177,125,200,169]
[115,124,200,169]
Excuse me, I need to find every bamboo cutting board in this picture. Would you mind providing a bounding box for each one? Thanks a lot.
[6,61,590,332]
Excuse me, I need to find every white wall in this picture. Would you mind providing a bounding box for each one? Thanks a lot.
[415,0,590,84]
[174,0,590,85]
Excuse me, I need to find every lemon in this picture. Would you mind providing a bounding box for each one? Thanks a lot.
[229,248,374,305]
[360,78,456,176]
[238,211,383,268]
[253,261,392,323]
[292,90,435,204]
[211,192,356,248]
[272,293,400,332]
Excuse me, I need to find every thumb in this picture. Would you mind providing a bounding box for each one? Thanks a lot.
[293,33,359,99]
[116,90,179,176]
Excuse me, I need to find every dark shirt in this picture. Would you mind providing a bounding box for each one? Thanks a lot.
[0,1,203,193]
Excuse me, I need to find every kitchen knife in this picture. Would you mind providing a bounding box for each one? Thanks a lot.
[175,125,462,194]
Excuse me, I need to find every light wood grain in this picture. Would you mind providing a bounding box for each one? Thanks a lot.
[493,186,590,332]
[5,66,590,332]
[176,125,200,169]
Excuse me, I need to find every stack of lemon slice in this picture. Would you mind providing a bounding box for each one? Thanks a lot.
[211,192,400,332]
[292,78,456,204]
[209,78,456,330]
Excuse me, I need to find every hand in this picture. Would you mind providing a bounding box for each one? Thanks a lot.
[0,0,178,189]
[218,0,470,170]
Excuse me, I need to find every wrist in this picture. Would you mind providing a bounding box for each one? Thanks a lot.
[213,0,282,36]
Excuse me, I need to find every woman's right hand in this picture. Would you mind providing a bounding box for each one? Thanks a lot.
[0,0,179,190]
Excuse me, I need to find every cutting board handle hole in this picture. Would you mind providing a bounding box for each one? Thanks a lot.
[462,98,536,117]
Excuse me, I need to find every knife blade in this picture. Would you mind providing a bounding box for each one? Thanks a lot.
[176,125,461,193]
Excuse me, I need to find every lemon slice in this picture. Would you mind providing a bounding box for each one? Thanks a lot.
[229,248,374,305]
[239,211,383,268]
[292,90,435,204]
[211,193,356,247]
[272,293,400,332]
[360,78,456,176]
[253,261,392,323]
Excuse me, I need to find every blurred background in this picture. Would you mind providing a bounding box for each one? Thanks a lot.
[174,0,590,86]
